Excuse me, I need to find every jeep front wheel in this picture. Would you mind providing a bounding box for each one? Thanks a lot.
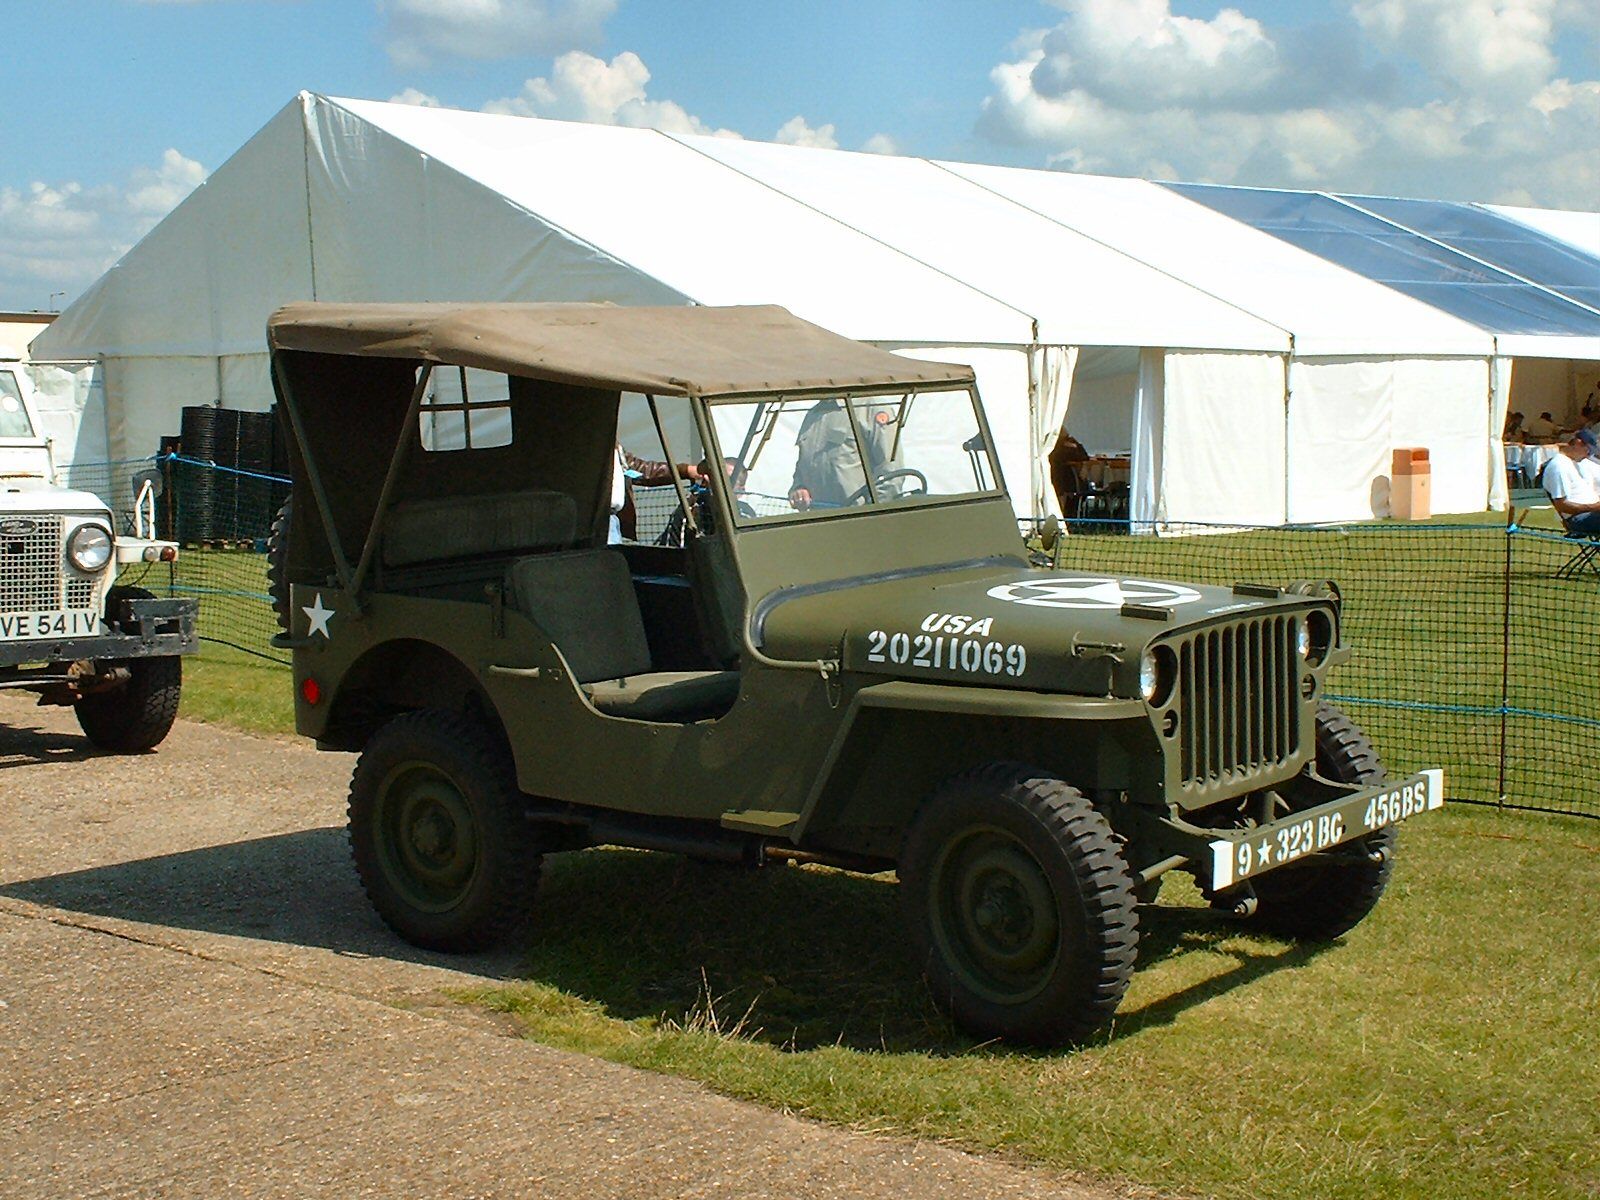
[348,709,541,952]
[900,764,1140,1046]
[1247,702,1396,940]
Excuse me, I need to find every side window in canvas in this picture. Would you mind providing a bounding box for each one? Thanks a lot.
[419,366,513,451]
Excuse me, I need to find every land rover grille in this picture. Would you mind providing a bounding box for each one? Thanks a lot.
[1,516,97,614]
[1171,615,1301,800]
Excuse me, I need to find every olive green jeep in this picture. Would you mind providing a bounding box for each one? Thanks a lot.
[267,302,1441,1045]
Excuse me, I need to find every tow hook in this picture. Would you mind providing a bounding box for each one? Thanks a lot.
[1227,887,1258,918]
[1367,843,1393,866]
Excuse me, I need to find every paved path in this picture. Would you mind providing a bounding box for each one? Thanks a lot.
[0,696,1135,1200]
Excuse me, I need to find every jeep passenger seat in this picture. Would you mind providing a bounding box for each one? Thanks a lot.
[505,549,739,722]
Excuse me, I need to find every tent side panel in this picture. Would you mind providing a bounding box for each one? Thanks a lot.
[1389,357,1491,515]
[21,362,106,469]
[1287,358,1394,523]
[104,357,218,464]
[1160,351,1286,526]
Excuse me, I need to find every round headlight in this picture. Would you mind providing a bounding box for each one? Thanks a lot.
[1140,651,1160,702]
[1296,621,1312,658]
[68,524,113,572]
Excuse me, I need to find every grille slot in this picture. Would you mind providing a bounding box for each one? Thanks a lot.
[1,516,66,613]
[1174,615,1299,798]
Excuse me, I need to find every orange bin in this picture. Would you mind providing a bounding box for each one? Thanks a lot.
[1391,447,1431,520]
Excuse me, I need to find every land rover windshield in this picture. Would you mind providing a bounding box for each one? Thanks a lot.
[706,386,1002,525]
[0,371,34,439]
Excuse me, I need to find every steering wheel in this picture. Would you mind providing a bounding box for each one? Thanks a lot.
[846,466,929,506]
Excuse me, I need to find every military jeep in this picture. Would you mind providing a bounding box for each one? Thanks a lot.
[268,302,1440,1045]
[1,363,196,751]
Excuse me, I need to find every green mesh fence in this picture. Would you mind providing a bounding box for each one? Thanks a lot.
[55,458,1598,819]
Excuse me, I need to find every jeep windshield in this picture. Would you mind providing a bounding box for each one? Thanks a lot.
[0,371,34,439]
[706,386,1001,525]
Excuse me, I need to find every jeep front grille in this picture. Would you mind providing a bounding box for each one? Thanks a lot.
[1174,616,1300,799]
[1,516,66,613]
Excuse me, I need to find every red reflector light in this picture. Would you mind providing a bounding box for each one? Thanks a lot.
[300,677,321,706]
[160,546,178,562]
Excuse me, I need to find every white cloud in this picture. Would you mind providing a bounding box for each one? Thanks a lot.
[774,117,838,150]
[0,150,207,311]
[381,0,617,68]
[861,133,901,156]
[978,0,1600,206]
[482,51,742,137]
[389,87,442,108]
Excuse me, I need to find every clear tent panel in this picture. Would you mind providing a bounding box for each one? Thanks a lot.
[1341,195,1600,314]
[1169,184,1600,338]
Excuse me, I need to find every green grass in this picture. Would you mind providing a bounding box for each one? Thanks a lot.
[456,806,1599,1200]
[178,641,294,734]
[155,511,1598,1197]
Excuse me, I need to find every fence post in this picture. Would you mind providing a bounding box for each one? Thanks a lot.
[1497,510,1515,806]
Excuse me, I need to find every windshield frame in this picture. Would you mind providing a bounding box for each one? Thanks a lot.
[699,381,1006,530]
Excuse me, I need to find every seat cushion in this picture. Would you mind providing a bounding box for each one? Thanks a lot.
[384,490,577,567]
[506,548,652,684]
[584,670,740,722]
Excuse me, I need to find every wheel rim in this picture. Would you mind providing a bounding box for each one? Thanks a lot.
[373,760,481,913]
[929,825,1060,1005]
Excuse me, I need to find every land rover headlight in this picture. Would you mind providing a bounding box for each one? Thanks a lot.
[68,524,113,573]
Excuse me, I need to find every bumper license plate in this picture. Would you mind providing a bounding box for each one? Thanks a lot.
[1209,768,1443,892]
[0,609,100,642]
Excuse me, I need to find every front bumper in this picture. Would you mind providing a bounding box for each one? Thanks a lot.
[0,597,198,671]
[1204,768,1443,892]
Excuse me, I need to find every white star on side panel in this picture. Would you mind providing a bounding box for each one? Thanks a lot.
[303,593,335,639]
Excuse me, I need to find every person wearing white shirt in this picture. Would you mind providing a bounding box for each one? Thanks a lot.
[1542,428,1600,535]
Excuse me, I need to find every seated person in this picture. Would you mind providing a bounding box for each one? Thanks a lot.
[1542,429,1600,536]
[1526,411,1561,441]
[1502,411,1525,442]
[1049,433,1090,518]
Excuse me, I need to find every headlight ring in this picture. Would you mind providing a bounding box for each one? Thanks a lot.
[67,523,113,573]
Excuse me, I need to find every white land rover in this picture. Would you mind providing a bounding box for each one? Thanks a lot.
[1,364,196,751]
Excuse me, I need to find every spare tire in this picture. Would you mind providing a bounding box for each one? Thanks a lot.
[266,494,292,634]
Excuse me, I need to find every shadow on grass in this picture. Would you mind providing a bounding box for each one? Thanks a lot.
[1,819,1323,1057]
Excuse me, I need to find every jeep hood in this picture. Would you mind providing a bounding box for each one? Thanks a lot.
[756,562,1326,698]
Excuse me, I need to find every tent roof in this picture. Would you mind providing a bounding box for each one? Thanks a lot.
[332,97,1035,348]
[1338,194,1600,316]
[268,301,974,397]
[933,163,1493,358]
[1484,204,1600,266]
[1173,183,1600,359]
[668,134,1288,352]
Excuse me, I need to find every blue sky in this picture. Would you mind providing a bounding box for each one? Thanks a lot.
[2,0,1596,312]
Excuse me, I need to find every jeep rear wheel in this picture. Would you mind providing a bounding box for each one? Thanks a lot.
[74,587,182,753]
[1247,702,1396,940]
[266,494,292,634]
[900,764,1140,1046]
[349,709,541,952]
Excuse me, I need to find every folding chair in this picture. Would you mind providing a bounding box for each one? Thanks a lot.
[1553,510,1600,582]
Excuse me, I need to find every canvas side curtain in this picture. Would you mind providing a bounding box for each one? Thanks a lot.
[1154,350,1287,527]
[1030,345,1078,518]
[1487,355,1511,512]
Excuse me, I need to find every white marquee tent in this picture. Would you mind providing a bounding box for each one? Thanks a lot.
[30,92,1600,527]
